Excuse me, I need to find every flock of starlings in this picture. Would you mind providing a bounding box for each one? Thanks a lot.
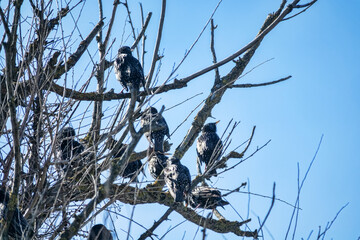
[0,46,229,239]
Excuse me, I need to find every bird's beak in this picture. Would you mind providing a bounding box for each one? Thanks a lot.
[163,152,171,156]
[215,120,220,124]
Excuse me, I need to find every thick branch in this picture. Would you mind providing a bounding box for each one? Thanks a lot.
[172,1,301,161]
[0,7,11,37]
[47,77,187,100]
[110,185,257,238]
[2,0,24,238]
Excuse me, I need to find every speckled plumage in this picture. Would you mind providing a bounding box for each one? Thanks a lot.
[0,189,30,239]
[141,107,170,152]
[55,127,85,174]
[188,186,229,209]
[114,46,145,92]
[196,122,223,177]
[164,157,191,202]
[148,151,168,179]
[88,224,113,240]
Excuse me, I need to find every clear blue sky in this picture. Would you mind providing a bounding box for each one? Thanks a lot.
[16,0,360,239]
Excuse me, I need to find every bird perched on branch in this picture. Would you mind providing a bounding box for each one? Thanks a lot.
[88,224,113,240]
[196,121,223,178]
[141,107,170,152]
[114,46,145,93]
[110,140,144,182]
[55,126,85,175]
[187,186,229,210]
[164,157,191,202]
[0,189,30,239]
[147,148,168,180]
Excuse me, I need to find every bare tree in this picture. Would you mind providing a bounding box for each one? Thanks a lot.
[0,0,333,239]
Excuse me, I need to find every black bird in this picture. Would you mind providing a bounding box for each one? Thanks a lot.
[55,127,85,175]
[0,189,29,239]
[88,224,113,240]
[114,46,145,93]
[196,121,223,177]
[187,186,229,210]
[141,107,170,152]
[164,157,191,202]
[112,142,144,182]
[147,149,168,180]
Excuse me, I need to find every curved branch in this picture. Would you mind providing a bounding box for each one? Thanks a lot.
[47,77,187,101]
[110,185,257,238]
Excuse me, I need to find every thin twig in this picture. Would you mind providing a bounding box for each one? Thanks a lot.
[138,207,174,240]
[131,12,152,50]
[285,135,324,240]
[283,1,317,21]
[317,203,349,240]
[230,76,292,89]
[146,0,166,89]
[258,183,276,236]
[179,0,301,85]
[210,18,220,85]
[165,0,223,83]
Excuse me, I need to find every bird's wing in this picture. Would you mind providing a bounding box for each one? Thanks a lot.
[196,135,210,157]
[178,165,191,192]
[159,117,170,138]
[131,56,145,85]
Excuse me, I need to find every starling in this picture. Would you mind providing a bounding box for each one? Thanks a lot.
[55,127,85,175]
[164,157,191,202]
[114,46,145,93]
[188,186,229,210]
[141,107,170,152]
[196,121,223,177]
[88,224,113,240]
[112,142,144,182]
[147,149,168,180]
[0,189,30,239]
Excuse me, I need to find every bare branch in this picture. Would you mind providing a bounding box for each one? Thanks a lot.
[229,75,292,89]
[53,20,104,79]
[0,7,11,37]
[164,0,223,83]
[131,12,152,50]
[210,18,220,85]
[285,135,324,239]
[2,0,24,236]
[104,0,120,48]
[295,0,318,8]
[258,183,276,235]
[146,0,166,88]
[283,1,318,21]
[138,207,174,240]
[316,203,349,240]
[180,0,301,85]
